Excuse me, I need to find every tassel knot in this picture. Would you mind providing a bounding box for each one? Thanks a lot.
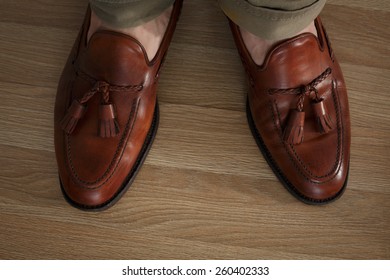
[99,104,120,138]
[312,99,333,134]
[268,67,333,145]
[283,110,305,145]
[61,100,86,134]
[61,77,142,137]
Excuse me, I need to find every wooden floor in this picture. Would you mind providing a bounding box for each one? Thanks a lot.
[0,0,389,259]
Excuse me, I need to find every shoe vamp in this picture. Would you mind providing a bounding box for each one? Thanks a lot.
[65,89,138,185]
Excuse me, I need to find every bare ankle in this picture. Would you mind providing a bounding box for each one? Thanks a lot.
[88,11,102,42]
[241,21,318,66]
[88,6,173,61]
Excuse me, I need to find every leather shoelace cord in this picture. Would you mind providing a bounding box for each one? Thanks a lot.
[267,67,333,145]
[268,67,332,109]
[61,75,143,138]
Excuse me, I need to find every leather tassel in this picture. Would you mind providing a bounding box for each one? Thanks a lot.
[312,99,333,134]
[99,104,120,138]
[61,100,86,134]
[283,110,305,145]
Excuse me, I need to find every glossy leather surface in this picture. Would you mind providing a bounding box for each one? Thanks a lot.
[230,18,351,204]
[54,1,183,209]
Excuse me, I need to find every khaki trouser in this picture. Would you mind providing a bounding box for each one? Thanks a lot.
[89,0,326,40]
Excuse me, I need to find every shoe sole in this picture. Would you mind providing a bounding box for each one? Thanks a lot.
[60,102,159,211]
[246,99,348,205]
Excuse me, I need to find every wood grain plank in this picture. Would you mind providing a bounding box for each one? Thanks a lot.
[322,5,390,70]
[0,0,389,260]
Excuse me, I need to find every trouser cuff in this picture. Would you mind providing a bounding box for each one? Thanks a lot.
[218,0,326,40]
[90,0,175,28]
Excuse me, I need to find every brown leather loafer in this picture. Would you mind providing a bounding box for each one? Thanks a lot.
[54,1,183,210]
[229,18,351,204]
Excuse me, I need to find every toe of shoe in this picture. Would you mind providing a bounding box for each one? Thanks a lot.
[288,162,349,204]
